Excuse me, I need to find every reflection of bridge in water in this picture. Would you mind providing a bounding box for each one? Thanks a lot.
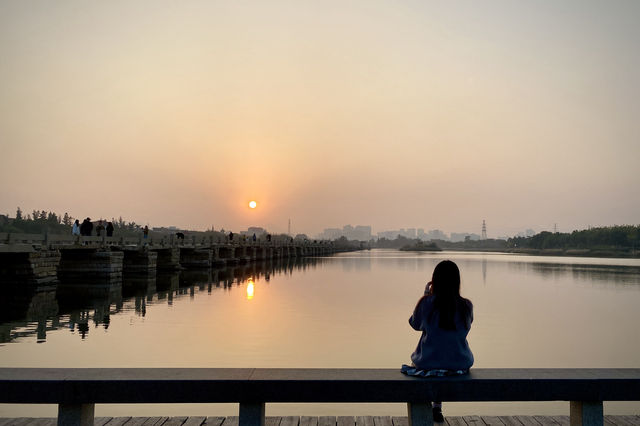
[0,232,362,292]
[0,256,323,344]
[0,232,364,343]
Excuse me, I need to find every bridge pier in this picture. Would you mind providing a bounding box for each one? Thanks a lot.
[235,246,250,264]
[217,245,237,266]
[0,250,60,290]
[210,246,225,268]
[57,249,123,298]
[116,249,158,275]
[152,248,181,271]
[180,248,212,268]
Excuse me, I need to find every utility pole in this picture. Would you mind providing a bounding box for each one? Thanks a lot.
[288,218,291,236]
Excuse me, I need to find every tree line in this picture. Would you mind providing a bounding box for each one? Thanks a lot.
[507,225,640,250]
[0,207,149,237]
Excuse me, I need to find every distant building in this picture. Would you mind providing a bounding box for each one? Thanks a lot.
[352,225,372,241]
[317,228,342,240]
[241,226,267,236]
[317,225,372,241]
[427,229,448,240]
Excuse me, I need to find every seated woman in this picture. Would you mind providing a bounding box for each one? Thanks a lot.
[403,260,474,423]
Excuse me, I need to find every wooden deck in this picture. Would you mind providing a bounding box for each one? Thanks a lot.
[0,415,639,426]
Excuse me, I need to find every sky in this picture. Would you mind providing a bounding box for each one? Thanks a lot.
[1,0,639,238]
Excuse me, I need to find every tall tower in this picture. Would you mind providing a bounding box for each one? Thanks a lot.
[481,220,487,240]
[288,218,291,236]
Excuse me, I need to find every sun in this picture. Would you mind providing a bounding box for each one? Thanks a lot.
[249,200,257,209]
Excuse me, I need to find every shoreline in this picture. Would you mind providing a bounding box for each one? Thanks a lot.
[435,247,640,259]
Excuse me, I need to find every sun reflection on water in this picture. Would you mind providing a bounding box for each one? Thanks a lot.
[246,278,254,300]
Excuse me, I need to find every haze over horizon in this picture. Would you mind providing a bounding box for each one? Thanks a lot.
[1,1,639,238]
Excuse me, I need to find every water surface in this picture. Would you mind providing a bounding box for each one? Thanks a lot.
[1,250,639,417]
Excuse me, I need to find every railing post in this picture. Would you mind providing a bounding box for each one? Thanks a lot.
[57,403,95,426]
[239,402,265,426]
[408,402,433,426]
[570,401,603,426]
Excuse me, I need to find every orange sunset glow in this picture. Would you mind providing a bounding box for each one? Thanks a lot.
[0,1,638,236]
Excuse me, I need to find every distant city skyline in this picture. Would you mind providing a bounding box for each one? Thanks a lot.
[1,205,579,243]
[1,1,638,237]
[315,222,540,241]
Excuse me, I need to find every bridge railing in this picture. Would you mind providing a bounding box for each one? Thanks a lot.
[1,368,639,426]
[0,232,339,251]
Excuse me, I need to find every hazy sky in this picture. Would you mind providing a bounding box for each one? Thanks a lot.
[1,1,639,237]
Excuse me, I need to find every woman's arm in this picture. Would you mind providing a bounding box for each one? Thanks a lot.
[409,295,428,330]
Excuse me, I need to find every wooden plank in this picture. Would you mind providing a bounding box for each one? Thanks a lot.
[463,416,485,426]
[11,420,41,426]
[356,418,374,426]
[28,420,55,426]
[95,418,114,426]
[446,417,468,426]
[300,416,318,426]
[548,417,568,426]
[337,417,354,426]
[373,417,393,426]
[183,417,208,426]
[620,416,640,426]
[104,417,133,426]
[607,416,639,426]
[143,417,169,425]
[161,417,188,426]
[123,418,151,426]
[318,417,336,426]
[205,417,227,426]
[221,417,239,426]
[515,417,540,426]
[265,418,282,426]
[606,417,629,426]
[391,417,408,426]
[481,417,504,426]
[16,420,49,426]
[497,418,522,426]
[280,417,298,426]
[532,416,556,425]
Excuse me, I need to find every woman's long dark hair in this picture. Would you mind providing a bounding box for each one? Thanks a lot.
[429,260,472,330]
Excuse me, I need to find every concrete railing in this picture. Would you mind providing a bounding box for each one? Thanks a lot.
[0,232,342,251]
[1,368,639,426]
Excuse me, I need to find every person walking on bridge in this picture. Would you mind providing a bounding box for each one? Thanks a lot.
[80,218,93,236]
[72,219,80,236]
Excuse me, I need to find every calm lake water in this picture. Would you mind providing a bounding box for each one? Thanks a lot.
[1,249,640,417]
